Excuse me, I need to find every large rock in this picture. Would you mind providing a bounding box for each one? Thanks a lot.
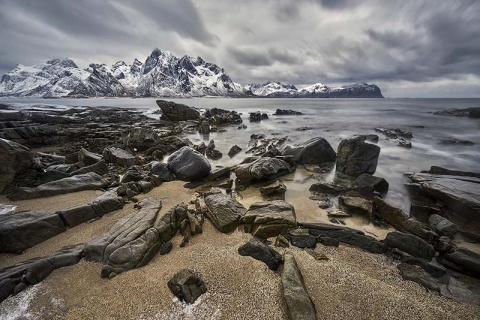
[397,263,441,292]
[204,193,246,233]
[385,231,435,259]
[167,269,207,304]
[339,195,373,216]
[280,137,336,165]
[0,138,36,193]
[156,100,200,121]
[281,251,317,320]
[242,201,297,238]
[0,210,66,253]
[235,157,294,186]
[428,214,458,236]
[7,172,109,200]
[260,180,287,200]
[444,247,480,277]
[238,236,283,270]
[336,135,380,177]
[78,148,102,166]
[302,223,387,254]
[102,147,136,166]
[406,172,480,234]
[150,161,175,181]
[167,146,211,181]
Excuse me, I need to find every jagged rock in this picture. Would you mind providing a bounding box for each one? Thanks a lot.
[397,263,441,292]
[280,137,336,165]
[235,157,294,186]
[289,229,316,249]
[205,108,242,126]
[167,269,207,304]
[0,138,36,193]
[238,236,283,271]
[354,173,389,195]
[205,140,222,160]
[150,161,175,181]
[70,159,109,176]
[167,146,211,181]
[435,236,455,253]
[274,109,303,115]
[281,251,317,320]
[204,193,246,233]
[303,223,387,254]
[385,231,435,259]
[242,201,297,239]
[0,210,66,253]
[7,172,109,200]
[339,195,373,217]
[102,147,136,166]
[260,180,287,200]
[428,214,458,236]
[275,234,290,248]
[120,166,145,183]
[78,148,102,166]
[160,241,173,255]
[228,145,242,158]
[444,247,480,277]
[336,135,380,177]
[156,100,200,121]
[0,244,84,302]
[249,111,268,122]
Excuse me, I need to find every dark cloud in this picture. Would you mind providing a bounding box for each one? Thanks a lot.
[228,47,272,66]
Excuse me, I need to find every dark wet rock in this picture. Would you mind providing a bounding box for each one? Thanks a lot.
[444,247,480,277]
[156,100,200,121]
[409,204,442,223]
[242,201,297,239]
[365,134,379,143]
[235,157,294,186]
[433,107,480,118]
[150,161,175,181]
[281,251,317,320]
[205,140,223,160]
[0,210,66,254]
[296,127,313,131]
[238,124,247,130]
[246,134,287,157]
[289,229,316,249]
[402,257,449,281]
[7,172,109,201]
[238,236,283,271]
[435,236,455,253]
[228,145,242,158]
[260,180,287,200]
[168,269,207,304]
[206,167,232,182]
[204,108,242,126]
[339,195,373,216]
[318,236,339,247]
[167,146,211,181]
[397,263,441,292]
[375,128,413,148]
[317,199,333,209]
[78,148,102,166]
[406,172,480,234]
[204,192,246,233]
[0,138,36,193]
[303,222,387,254]
[440,138,474,145]
[120,166,146,183]
[280,137,336,165]
[70,159,109,176]
[102,147,136,166]
[336,135,380,177]
[354,174,389,195]
[0,244,84,302]
[274,109,303,115]
[249,111,268,122]
[428,214,458,236]
[422,166,480,179]
[385,231,435,259]
[309,173,388,197]
[160,241,173,255]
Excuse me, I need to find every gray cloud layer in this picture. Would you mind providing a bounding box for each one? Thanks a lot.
[0,0,479,97]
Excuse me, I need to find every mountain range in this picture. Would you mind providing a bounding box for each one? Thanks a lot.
[0,49,383,98]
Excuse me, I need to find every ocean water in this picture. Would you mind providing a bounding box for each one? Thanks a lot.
[2,97,479,212]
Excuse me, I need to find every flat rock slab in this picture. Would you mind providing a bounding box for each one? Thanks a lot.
[7,172,109,200]
[235,157,294,186]
[238,236,283,270]
[397,263,441,292]
[281,251,317,320]
[205,193,246,233]
[385,231,435,259]
[0,210,66,254]
[242,200,297,239]
[103,147,136,166]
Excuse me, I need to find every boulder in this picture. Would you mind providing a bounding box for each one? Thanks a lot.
[281,251,317,320]
[167,146,211,181]
[78,148,102,166]
[150,161,175,181]
[0,138,36,193]
[156,100,200,121]
[397,263,441,292]
[339,195,373,216]
[235,157,294,186]
[228,145,242,158]
[167,269,207,304]
[280,137,336,165]
[120,166,146,183]
[289,229,317,249]
[402,257,449,281]
[204,193,246,233]
[8,172,109,200]
[238,236,283,271]
[444,247,480,277]
[102,147,136,166]
[0,210,66,254]
[336,135,380,177]
[309,173,388,197]
[205,140,223,160]
[385,232,435,259]
[260,180,287,200]
[242,201,297,238]
[428,214,458,236]
[249,112,268,122]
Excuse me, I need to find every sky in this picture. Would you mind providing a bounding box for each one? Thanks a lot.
[0,0,479,98]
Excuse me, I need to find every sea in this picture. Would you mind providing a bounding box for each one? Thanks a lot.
[1,97,479,213]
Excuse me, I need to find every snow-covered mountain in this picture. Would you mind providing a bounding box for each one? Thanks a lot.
[0,49,244,98]
[248,81,384,98]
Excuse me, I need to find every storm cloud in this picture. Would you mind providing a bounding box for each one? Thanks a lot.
[0,0,479,97]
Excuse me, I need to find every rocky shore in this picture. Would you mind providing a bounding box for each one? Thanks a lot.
[1,100,480,319]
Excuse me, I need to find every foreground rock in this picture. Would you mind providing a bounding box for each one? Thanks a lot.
[102,147,136,166]
[0,244,84,302]
[309,173,389,197]
[204,192,246,233]
[385,231,435,259]
[280,137,336,165]
[336,135,380,177]
[0,210,66,253]
[0,138,36,193]
[242,201,297,238]
[443,247,480,277]
[156,100,200,121]
[397,263,441,292]
[235,157,294,186]
[238,236,283,270]
[7,172,109,200]
[167,269,207,304]
[167,146,211,181]
[260,180,287,200]
[281,251,317,320]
